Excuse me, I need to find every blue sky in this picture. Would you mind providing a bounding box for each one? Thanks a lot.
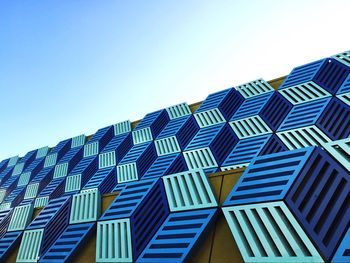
[0,0,349,160]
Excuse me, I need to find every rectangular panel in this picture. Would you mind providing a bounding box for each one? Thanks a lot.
[166,103,191,119]
[16,229,44,263]
[194,108,226,128]
[183,147,218,169]
[155,136,181,156]
[230,115,272,139]
[236,78,274,98]
[70,188,101,224]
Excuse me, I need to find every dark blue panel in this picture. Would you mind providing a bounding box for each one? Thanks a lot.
[223,147,315,206]
[39,223,95,263]
[0,167,13,187]
[286,147,350,260]
[278,97,331,131]
[137,208,218,263]
[280,59,326,89]
[82,166,116,194]
[0,159,9,174]
[38,177,65,199]
[195,88,244,120]
[50,139,71,160]
[0,176,19,193]
[134,109,169,139]
[185,123,226,150]
[100,133,133,163]
[57,146,83,166]
[23,157,45,178]
[32,167,54,184]
[3,187,25,207]
[317,97,350,140]
[0,231,22,261]
[259,134,288,156]
[69,155,98,188]
[88,125,114,152]
[142,153,187,180]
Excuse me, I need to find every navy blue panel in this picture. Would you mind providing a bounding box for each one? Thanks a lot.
[69,155,98,188]
[82,166,116,194]
[38,177,65,199]
[0,231,22,261]
[134,109,169,139]
[100,133,133,163]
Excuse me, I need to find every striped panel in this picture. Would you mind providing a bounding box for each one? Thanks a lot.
[7,156,19,167]
[223,147,314,206]
[96,219,132,262]
[53,163,68,179]
[117,163,138,183]
[84,141,99,157]
[132,127,153,144]
[12,163,24,176]
[7,204,33,231]
[236,78,274,98]
[137,208,217,263]
[82,167,116,194]
[35,146,49,159]
[99,151,116,169]
[162,169,217,211]
[221,163,249,171]
[323,138,350,171]
[114,120,131,135]
[230,115,272,139]
[71,134,85,148]
[34,196,49,208]
[337,74,350,94]
[39,223,95,263]
[183,147,218,169]
[0,189,6,203]
[285,147,350,260]
[278,97,331,131]
[16,229,44,263]
[277,125,331,149]
[17,172,31,187]
[24,183,39,199]
[223,201,323,263]
[194,108,226,128]
[332,50,350,68]
[0,203,11,211]
[0,231,22,260]
[166,103,191,119]
[65,174,81,192]
[44,154,57,168]
[337,92,350,106]
[332,227,350,263]
[155,136,181,156]
[279,82,331,105]
[70,188,101,224]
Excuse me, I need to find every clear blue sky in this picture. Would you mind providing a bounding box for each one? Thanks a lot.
[1,0,349,160]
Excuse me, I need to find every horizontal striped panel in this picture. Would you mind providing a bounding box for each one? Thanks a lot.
[224,147,314,206]
[71,134,85,148]
[114,120,131,135]
[332,50,350,68]
[230,115,272,139]
[166,103,191,119]
[157,115,192,139]
[278,97,331,131]
[119,142,154,164]
[16,229,44,263]
[0,231,22,260]
[117,163,138,183]
[195,88,233,112]
[323,138,350,171]
[223,201,323,263]
[236,78,274,98]
[155,136,181,156]
[232,92,274,120]
[277,125,331,149]
[132,127,153,145]
[221,163,249,171]
[96,218,132,262]
[82,167,116,194]
[8,203,33,231]
[137,208,217,263]
[185,123,226,150]
[194,108,226,128]
[84,141,99,157]
[70,188,100,224]
[65,174,81,192]
[163,169,217,211]
[279,82,331,105]
[183,147,218,169]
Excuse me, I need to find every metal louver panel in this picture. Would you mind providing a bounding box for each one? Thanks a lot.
[65,174,81,192]
[155,136,181,156]
[114,120,131,135]
[223,201,323,263]
[0,189,6,203]
[44,154,57,168]
[162,169,217,211]
[183,147,218,169]
[84,141,99,157]
[332,50,350,68]
[132,127,153,144]
[34,196,49,208]
[279,82,331,104]
[35,146,49,159]
[166,103,191,119]
[0,231,22,260]
[24,183,39,199]
[221,163,249,171]
[230,115,272,139]
[70,188,101,224]
[337,93,350,106]
[0,203,11,211]
[17,172,31,187]
[16,229,44,263]
[71,134,85,148]
[12,163,24,176]
[236,78,274,98]
[96,218,132,262]
[194,108,226,128]
[117,163,138,183]
[7,156,19,167]
[53,163,68,179]
[323,138,350,171]
[99,151,116,169]
[277,125,331,149]
[8,204,33,231]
